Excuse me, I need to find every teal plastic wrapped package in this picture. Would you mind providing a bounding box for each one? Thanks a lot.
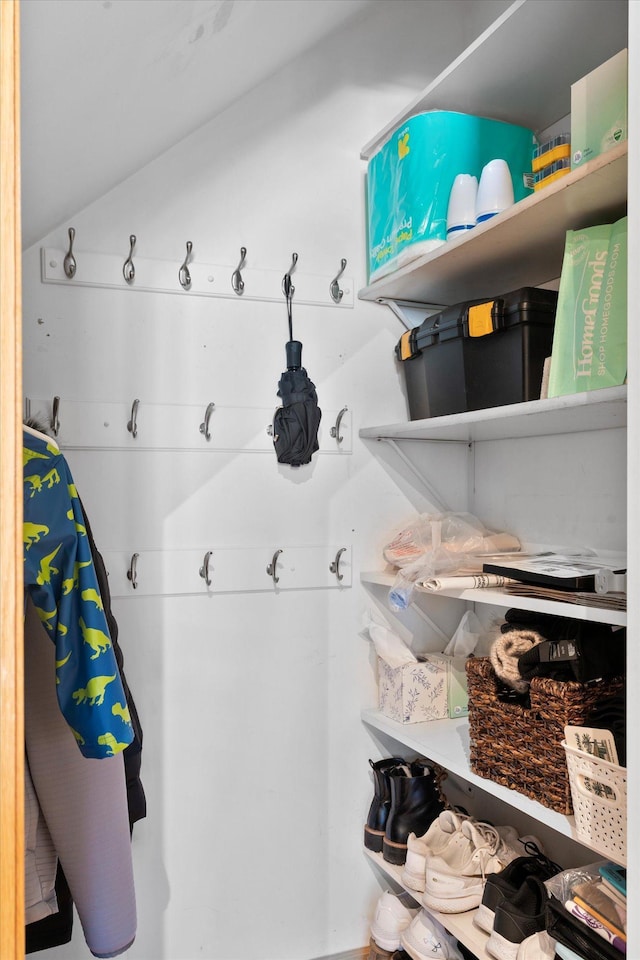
[366,111,535,283]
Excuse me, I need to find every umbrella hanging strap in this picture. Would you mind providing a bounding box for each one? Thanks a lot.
[283,272,294,342]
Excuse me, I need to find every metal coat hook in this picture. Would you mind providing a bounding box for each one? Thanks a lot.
[330,258,347,303]
[266,408,280,441]
[199,402,215,441]
[127,398,140,438]
[178,241,193,290]
[63,227,77,279]
[266,548,283,584]
[330,547,346,582]
[123,234,136,284]
[282,252,298,299]
[51,396,61,437]
[231,246,247,295]
[330,406,348,444]
[199,551,213,587]
[127,553,139,589]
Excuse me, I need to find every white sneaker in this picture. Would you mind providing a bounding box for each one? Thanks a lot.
[400,909,465,959]
[422,820,523,914]
[401,810,471,892]
[517,930,556,959]
[370,889,420,952]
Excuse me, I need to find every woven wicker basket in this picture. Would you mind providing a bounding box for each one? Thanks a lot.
[465,657,625,813]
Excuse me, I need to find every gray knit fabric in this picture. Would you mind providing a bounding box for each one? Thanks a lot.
[489,628,545,693]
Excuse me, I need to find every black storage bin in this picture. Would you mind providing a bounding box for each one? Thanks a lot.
[396,287,558,420]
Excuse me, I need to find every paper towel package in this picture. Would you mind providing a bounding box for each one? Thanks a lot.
[378,654,469,723]
[366,110,535,283]
[571,49,627,169]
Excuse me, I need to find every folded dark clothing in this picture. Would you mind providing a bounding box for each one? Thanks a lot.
[583,694,627,764]
[518,627,625,684]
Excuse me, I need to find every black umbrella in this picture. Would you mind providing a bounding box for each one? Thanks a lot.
[272,257,322,467]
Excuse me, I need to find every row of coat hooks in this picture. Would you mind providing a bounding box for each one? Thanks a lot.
[62,227,349,304]
[48,395,349,445]
[125,546,348,589]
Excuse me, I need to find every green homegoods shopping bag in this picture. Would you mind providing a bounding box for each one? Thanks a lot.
[548,216,627,398]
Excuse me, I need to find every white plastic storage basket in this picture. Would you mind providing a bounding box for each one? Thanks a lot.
[563,741,627,864]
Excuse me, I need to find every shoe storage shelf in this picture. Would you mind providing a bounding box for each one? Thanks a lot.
[358,0,630,953]
[364,848,494,960]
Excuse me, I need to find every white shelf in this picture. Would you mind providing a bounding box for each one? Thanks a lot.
[360,0,627,160]
[359,142,627,306]
[364,848,492,960]
[361,708,581,844]
[359,385,627,444]
[361,570,627,627]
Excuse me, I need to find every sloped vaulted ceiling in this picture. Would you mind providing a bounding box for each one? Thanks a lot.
[19,0,374,248]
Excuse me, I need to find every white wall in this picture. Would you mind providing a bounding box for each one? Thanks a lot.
[22,2,513,957]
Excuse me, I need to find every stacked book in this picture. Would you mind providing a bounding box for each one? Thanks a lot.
[566,862,626,953]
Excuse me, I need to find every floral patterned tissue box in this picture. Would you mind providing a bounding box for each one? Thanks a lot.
[378,656,448,723]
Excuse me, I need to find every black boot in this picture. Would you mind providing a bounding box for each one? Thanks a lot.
[383,760,445,865]
[363,757,406,852]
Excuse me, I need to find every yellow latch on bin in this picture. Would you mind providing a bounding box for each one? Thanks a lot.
[399,329,414,360]
[468,301,495,337]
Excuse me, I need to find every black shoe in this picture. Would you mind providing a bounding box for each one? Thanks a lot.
[486,875,552,960]
[364,757,407,853]
[382,761,445,865]
[475,846,561,934]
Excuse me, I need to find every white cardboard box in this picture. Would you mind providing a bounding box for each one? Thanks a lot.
[378,654,469,723]
[571,49,627,169]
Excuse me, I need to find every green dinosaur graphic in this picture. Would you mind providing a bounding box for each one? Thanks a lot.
[36,544,62,585]
[79,617,111,659]
[112,701,131,725]
[65,502,88,536]
[68,483,78,499]
[23,447,50,466]
[61,560,92,595]
[36,607,57,631]
[97,732,129,756]
[35,605,68,636]
[81,588,104,610]
[41,467,60,489]
[24,522,49,547]
[70,727,85,745]
[55,650,72,683]
[72,674,116,706]
[24,475,44,497]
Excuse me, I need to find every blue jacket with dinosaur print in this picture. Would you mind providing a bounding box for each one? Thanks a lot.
[23,429,133,759]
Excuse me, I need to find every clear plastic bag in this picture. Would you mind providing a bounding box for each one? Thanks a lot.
[384,513,520,608]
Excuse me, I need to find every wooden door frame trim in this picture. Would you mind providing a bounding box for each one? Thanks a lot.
[0,1,24,957]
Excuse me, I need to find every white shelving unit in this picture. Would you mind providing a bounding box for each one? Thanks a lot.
[364,848,493,960]
[361,709,580,843]
[361,570,626,627]
[359,142,627,306]
[358,0,630,954]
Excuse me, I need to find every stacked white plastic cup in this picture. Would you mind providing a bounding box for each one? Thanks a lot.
[475,159,514,223]
[446,174,478,240]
